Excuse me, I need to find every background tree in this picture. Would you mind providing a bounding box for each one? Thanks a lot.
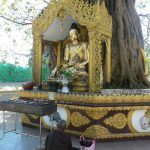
[89,0,150,88]
[105,0,150,88]
[0,0,48,66]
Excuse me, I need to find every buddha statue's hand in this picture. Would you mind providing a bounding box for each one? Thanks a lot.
[75,63,85,69]
[63,63,75,68]
[63,64,69,68]
[49,70,55,78]
[48,65,58,78]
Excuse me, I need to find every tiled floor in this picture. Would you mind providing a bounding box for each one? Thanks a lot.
[0,111,150,150]
[0,127,150,150]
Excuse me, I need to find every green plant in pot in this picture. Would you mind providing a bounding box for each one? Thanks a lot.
[61,67,77,79]
[61,67,77,93]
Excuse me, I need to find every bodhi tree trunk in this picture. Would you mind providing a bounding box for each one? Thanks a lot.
[89,0,150,88]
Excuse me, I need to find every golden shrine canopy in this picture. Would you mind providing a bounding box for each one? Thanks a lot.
[32,0,112,92]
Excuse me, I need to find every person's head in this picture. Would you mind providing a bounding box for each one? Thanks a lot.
[56,119,66,131]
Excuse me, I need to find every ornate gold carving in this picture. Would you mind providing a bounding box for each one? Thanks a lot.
[32,34,42,85]
[58,104,150,112]
[86,110,108,120]
[94,33,104,90]
[104,113,127,129]
[22,103,150,140]
[65,128,150,139]
[84,125,111,139]
[56,93,150,104]
[70,81,88,92]
[71,112,90,127]
[58,9,68,21]
[19,91,48,99]
[19,90,150,104]
[33,0,112,34]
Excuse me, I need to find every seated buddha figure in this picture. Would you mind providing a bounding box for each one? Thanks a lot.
[49,23,89,81]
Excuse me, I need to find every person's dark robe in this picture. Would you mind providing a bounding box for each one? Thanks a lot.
[45,130,72,150]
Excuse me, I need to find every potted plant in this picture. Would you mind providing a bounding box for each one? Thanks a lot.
[61,67,76,93]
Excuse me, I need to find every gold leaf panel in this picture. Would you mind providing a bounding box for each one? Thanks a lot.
[84,125,111,139]
[104,113,127,129]
[71,112,90,127]
[86,110,108,120]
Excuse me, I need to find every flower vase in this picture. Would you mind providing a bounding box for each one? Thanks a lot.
[61,77,69,93]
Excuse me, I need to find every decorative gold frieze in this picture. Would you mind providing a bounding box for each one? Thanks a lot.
[71,112,90,127]
[22,112,150,140]
[56,93,150,104]
[84,125,111,139]
[65,128,150,139]
[104,113,127,129]
[19,91,48,99]
[33,0,112,34]
[86,110,108,120]
[58,104,150,112]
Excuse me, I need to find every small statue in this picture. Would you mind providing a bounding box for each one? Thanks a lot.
[49,23,89,81]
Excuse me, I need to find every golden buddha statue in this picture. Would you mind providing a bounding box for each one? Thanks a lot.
[49,23,89,81]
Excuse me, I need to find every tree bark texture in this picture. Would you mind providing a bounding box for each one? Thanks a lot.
[89,0,150,88]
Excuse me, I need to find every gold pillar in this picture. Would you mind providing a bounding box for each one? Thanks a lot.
[105,38,111,83]
[57,41,62,65]
[33,34,42,86]
[89,31,96,92]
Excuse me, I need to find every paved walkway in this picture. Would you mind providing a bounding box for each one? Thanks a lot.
[0,123,150,150]
[0,82,23,92]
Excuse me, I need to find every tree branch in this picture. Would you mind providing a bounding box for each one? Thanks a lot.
[5,47,30,57]
[0,15,32,25]
[43,0,49,4]
[139,14,150,47]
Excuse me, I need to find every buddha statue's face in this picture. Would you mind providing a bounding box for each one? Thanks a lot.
[70,29,78,42]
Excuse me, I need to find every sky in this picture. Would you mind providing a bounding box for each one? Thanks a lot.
[0,0,47,67]
[0,26,32,66]
[0,0,150,67]
[136,0,150,47]
[136,0,150,14]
